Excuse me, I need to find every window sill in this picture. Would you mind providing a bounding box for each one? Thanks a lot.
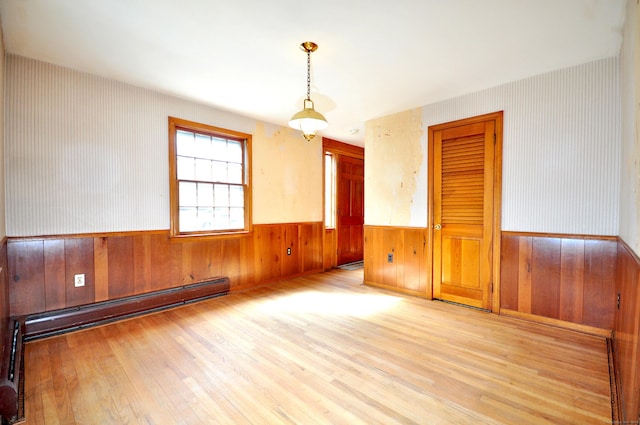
[169,230,251,243]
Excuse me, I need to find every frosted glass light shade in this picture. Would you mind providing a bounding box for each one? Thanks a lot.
[288,99,328,141]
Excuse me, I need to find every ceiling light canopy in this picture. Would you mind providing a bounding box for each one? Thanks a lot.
[289,41,328,141]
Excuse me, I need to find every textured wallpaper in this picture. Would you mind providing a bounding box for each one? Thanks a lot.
[619,0,640,255]
[366,57,621,236]
[4,55,322,236]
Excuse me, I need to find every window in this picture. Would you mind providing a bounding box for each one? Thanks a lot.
[169,117,251,238]
[325,151,336,228]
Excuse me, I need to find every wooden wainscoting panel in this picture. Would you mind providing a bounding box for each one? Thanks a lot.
[149,233,181,290]
[382,228,400,288]
[559,238,585,323]
[401,228,428,293]
[205,239,225,282]
[282,224,299,278]
[219,236,241,286]
[7,223,323,316]
[614,240,640,422]
[184,236,243,287]
[180,239,215,286]
[43,239,65,311]
[402,229,420,292]
[236,233,254,289]
[364,227,382,287]
[0,240,8,345]
[530,237,561,319]
[253,225,283,283]
[583,240,617,330]
[499,233,519,310]
[500,232,616,332]
[301,222,323,273]
[64,238,95,307]
[364,226,429,297]
[209,238,228,280]
[107,236,135,299]
[324,228,336,271]
[133,234,153,294]
[93,237,109,302]
[8,241,45,316]
[517,236,533,314]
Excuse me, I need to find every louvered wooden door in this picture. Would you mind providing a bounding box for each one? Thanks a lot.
[432,118,497,310]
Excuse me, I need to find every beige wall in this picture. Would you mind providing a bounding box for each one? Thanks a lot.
[620,0,640,256]
[252,122,322,224]
[4,55,322,236]
[364,109,424,227]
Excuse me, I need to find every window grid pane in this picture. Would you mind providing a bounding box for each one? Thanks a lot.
[195,158,212,181]
[212,160,227,182]
[227,140,243,164]
[214,184,229,207]
[179,181,197,207]
[177,156,195,180]
[174,124,247,234]
[177,142,243,185]
[197,182,214,207]
[176,130,196,157]
[325,152,336,228]
[179,207,198,232]
[229,185,244,207]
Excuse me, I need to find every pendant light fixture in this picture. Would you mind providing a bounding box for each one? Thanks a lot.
[288,41,328,141]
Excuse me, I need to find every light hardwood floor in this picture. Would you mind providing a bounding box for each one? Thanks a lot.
[24,269,612,424]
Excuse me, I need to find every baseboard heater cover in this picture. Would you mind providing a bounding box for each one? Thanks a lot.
[23,277,230,341]
[0,319,24,424]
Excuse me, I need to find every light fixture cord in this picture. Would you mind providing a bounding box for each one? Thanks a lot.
[306,49,311,101]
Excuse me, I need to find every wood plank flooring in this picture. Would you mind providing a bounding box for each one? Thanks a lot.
[23,269,612,424]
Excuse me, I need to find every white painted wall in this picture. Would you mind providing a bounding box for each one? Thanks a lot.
[366,57,621,236]
[4,55,322,236]
[619,0,640,256]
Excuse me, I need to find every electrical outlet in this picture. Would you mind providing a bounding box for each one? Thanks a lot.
[387,253,393,263]
[287,247,292,255]
[74,274,85,287]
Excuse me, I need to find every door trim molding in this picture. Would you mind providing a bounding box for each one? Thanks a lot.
[427,111,503,313]
[322,138,365,267]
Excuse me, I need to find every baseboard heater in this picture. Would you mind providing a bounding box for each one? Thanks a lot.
[23,277,230,341]
[0,319,24,424]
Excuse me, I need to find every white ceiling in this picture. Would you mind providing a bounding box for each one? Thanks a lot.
[0,0,628,146]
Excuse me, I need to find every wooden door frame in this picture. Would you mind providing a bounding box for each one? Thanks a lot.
[322,138,364,269]
[427,111,503,313]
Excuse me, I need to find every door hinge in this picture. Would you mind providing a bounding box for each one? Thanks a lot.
[490,283,494,293]
[493,133,496,144]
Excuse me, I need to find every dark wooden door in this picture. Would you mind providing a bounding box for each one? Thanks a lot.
[430,113,502,310]
[337,156,364,265]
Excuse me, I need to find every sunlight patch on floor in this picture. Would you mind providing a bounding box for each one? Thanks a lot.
[259,291,403,317]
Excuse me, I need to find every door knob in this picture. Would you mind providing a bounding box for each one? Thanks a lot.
[434,224,442,230]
